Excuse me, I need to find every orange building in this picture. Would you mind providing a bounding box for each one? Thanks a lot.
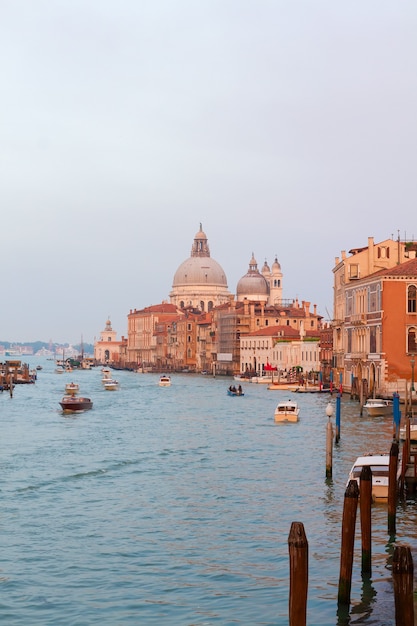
[338,255,417,399]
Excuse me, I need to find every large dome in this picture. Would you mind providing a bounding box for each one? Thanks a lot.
[170,225,231,310]
[236,253,269,301]
[173,256,227,287]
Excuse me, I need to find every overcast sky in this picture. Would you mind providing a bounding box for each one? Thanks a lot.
[1,1,416,345]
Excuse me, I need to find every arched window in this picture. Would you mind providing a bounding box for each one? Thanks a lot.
[408,327,417,353]
[200,301,205,311]
[408,285,417,313]
[180,301,185,309]
[208,301,213,311]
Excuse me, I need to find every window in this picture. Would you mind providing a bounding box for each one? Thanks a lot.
[408,327,417,353]
[408,285,417,313]
[349,264,359,279]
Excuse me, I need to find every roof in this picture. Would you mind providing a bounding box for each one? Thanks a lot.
[370,257,417,279]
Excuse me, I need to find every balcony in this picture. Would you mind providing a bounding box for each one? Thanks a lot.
[350,313,367,326]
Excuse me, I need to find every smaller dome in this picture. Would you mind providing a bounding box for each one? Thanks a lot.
[236,274,269,297]
[236,253,269,300]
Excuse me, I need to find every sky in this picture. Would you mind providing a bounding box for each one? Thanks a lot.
[1,1,416,346]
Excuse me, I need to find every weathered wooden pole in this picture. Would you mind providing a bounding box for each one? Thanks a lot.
[325,403,334,478]
[392,545,414,626]
[359,465,372,576]
[335,393,341,443]
[288,522,308,626]
[338,479,359,607]
[388,441,399,536]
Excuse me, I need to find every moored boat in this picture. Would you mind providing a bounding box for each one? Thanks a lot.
[274,400,300,422]
[59,395,93,413]
[347,454,390,502]
[159,375,171,387]
[363,398,393,417]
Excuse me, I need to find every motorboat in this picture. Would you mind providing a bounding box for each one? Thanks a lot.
[347,454,390,502]
[103,379,119,391]
[59,395,93,413]
[227,386,244,396]
[159,375,171,387]
[274,400,300,422]
[363,398,393,417]
[65,382,79,396]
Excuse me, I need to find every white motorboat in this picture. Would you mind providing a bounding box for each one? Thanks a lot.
[274,400,300,422]
[159,375,171,387]
[103,379,119,391]
[363,398,393,417]
[65,382,79,396]
[347,454,390,502]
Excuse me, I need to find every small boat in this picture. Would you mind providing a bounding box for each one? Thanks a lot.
[159,375,171,387]
[103,379,119,391]
[65,382,79,396]
[36,365,43,371]
[363,398,393,417]
[59,395,93,413]
[227,386,244,396]
[347,454,390,502]
[274,400,300,422]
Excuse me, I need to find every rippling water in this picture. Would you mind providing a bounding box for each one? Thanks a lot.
[1,358,416,625]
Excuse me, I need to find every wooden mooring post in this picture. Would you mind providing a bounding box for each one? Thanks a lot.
[325,403,334,478]
[338,479,359,607]
[359,465,372,576]
[288,521,308,626]
[388,441,399,536]
[392,545,414,626]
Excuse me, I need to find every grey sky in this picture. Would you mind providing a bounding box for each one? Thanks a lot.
[1,1,416,345]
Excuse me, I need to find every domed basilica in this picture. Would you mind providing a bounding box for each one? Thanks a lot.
[169,224,232,311]
[170,224,284,308]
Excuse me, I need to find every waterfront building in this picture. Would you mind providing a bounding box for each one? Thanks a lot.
[239,323,320,377]
[212,297,322,376]
[127,303,181,370]
[332,236,417,398]
[94,319,125,365]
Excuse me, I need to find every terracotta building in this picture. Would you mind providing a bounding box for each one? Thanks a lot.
[332,237,417,399]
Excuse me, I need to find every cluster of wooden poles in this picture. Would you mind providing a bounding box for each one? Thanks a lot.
[289,396,414,625]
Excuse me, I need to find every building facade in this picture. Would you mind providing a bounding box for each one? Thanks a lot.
[94,319,125,364]
[332,237,417,398]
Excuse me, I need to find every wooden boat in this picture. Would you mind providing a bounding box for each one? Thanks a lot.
[227,386,244,396]
[363,398,393,417]
[274,400,300,422]
[103,379,119,391]
[159,375,171,387]
[347,454,390,502]
[65,382,79,396]
[59,395,93,413]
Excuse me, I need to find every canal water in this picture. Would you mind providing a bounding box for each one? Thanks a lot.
[1,357,416,625]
